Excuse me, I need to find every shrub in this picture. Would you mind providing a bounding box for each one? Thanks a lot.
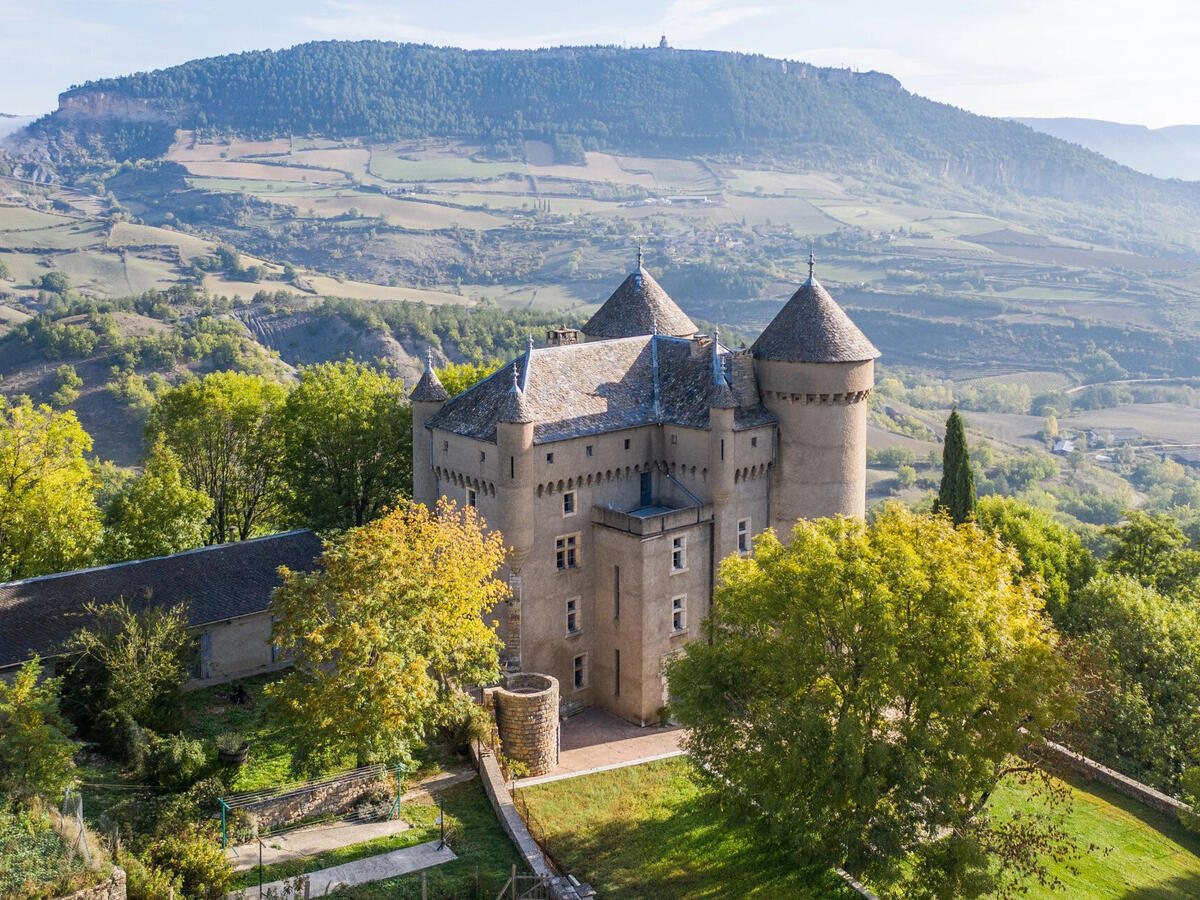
[145,733,206,792]
[99,708,148,772]
[119,848,181,900]
[144,828,232,900]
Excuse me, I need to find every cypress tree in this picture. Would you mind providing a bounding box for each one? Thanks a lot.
[936,409,976,524]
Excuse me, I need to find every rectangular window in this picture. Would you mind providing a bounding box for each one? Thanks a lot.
[671,536,687,572]
[467,489,477,508]
[480,451,486,462]
[546,452,554,464]
[566,597,580,634]
[563,491,576,516]
[613,565,621,619]
[737,518,750,554]
[672,596,687,633]
[670,434,677,445]
[614,649,621,697]
[586,445,593,457]
[720,438,725,461]
[574,654,587,690]
[510,456,515,478]
[624,438,631,450]
[751,436,758,447]
[442,440,449,452]
[556,534,580,570]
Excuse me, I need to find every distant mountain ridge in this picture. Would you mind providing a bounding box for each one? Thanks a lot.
[23,40,1200,219]
[1016,117,1200,181]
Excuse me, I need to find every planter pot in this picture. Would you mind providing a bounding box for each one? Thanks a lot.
[218,743,250,766]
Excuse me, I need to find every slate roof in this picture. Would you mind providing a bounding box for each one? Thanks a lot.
[0,530,324,670]
[410,357,449,403]
[581,267,697,339]
[427,335,775,444]
[751,276,880,363]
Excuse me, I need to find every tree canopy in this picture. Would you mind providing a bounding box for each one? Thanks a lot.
[0,397,102,580]
[0,656,78,800]
[147,372,285,544]
[277,360,412,532]
[267,499,507,768]
[667,505,1071,897]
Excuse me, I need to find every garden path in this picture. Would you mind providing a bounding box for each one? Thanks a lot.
[229,840,456,898]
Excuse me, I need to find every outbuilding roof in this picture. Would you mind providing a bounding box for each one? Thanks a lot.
[751,275,880,364]
[581,266,697,339]
[0,529,324,670]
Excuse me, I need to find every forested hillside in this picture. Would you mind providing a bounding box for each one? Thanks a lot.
[31,41,1200,213]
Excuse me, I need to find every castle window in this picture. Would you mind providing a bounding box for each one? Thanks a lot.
[624,438,631,450]
[671,536,687,572]
[751,436,758,447]
[671,595,687,634]
[737,518,750,554]
[480,451,486,463]
[442,440,449,452]
[573,654,587,690]
[563,491,576,516]
[614,649,621,697]
[613,566,620,619]
[566,597,581,634]
[546,452,554,464]
[556,534,580,570]
[670,434,677,445]
[467,489,477,508]
[586,445,593,457]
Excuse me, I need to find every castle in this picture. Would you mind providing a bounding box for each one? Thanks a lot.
[411,255,879,724]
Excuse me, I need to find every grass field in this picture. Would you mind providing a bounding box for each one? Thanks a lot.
[517,757,857,899]
[518,756,1200,900]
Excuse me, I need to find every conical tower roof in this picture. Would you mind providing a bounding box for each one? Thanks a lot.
[410,352,450,402]
[497,366,533,424]
[751,272,879,364]
[582,253,696,340]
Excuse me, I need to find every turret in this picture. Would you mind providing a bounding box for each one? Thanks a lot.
[409,351,449,507]
[495,365,535,574]
[581,248,697,340]
[752,257,879,531]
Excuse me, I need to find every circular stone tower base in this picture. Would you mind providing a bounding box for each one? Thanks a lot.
[486,673,560,777]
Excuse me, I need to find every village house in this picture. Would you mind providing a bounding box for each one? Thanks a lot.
[411,254,878,724]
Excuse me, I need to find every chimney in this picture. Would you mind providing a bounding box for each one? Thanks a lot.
[546,327,581,346]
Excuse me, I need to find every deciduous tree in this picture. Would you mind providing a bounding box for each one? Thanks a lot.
[268,499,507,769]
[0,656,78,800]
[667,505,1071,897]
[0,397,102,580]
[102,439,213,561]
[935,408,976,524]
[147,372,285,544]
[436,361,501,397]
[277,361,412,532]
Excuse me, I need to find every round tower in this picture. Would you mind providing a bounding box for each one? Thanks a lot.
[495,366,535,574]
[409,351,449,508]
[752,260,879,532]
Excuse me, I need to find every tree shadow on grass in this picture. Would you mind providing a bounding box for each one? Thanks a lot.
[1121,872,1200,899]
[534,790,855,900]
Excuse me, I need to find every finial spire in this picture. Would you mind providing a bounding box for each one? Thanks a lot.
[510,366,521,392]
[637,245,643,269]
[808,247,815,281]
[424,347,435,373]
[527,334,534,354]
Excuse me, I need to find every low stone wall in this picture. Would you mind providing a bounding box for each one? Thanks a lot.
[1033,740,1192,822]
[487,673,560,777]
[58,866,126,900]
[240,768,390,833]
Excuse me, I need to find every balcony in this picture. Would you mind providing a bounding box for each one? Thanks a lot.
[592,500,712,536]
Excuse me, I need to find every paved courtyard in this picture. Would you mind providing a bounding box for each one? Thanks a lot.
[516,706,685,787]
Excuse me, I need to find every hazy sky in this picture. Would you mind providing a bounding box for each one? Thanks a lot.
[3,0,1197,127]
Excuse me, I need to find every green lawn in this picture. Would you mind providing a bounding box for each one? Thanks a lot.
[517,757,856,899]
[328,779,526,900]
[990,772,1200,898]
[519,757,1200,900]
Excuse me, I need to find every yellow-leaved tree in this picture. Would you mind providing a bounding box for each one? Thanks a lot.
[268,498,507,769]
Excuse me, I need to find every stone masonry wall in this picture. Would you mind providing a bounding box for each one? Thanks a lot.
[488,673,559,777]
[241,769,390,833]
[58,866,126,900]
[1033,740,1192,822]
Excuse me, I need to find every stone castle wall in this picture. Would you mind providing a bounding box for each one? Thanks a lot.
[488,673,559,777]
[57,866,126,900]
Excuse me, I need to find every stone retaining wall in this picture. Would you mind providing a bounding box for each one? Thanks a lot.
[58,866,126,900]
[486,673,560,777]
[1033,740,1192,822]
[241,769,390,833]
